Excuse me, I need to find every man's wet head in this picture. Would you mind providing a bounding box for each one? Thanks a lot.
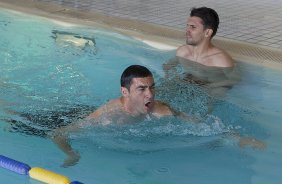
[120,65,155,115]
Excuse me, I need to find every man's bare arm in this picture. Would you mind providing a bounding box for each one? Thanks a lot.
[52,122,82,167]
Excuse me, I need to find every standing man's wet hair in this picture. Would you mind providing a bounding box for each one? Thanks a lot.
[190,7,219,38]
[121,65,153,90]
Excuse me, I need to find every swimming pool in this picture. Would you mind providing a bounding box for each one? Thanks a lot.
[0,8,282,184]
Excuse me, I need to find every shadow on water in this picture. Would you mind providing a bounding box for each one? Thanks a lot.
[1,104,96,138]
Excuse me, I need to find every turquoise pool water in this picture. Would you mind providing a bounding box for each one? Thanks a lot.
[0,8,282,184]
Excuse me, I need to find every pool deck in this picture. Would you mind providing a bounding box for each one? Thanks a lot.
[1,0,282,68]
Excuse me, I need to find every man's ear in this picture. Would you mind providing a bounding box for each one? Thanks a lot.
[121,87,129,97]
[205,29,213,38]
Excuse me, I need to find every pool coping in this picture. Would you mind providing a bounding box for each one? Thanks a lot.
[1,0,282,70]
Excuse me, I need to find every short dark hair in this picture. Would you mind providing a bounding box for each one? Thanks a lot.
[190,7,219,38]
[121,65,152,90]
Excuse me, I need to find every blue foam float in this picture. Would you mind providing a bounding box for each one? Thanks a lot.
[71,181,84,184]
[0,155,31,175]
[0,155,83,183]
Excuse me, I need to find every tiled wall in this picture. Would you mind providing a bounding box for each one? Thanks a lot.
[37,0,282,49]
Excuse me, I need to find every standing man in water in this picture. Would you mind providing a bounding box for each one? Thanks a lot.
[163,7,239,98]
[177,6,233,67]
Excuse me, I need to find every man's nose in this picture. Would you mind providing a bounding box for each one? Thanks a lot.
[145,88,154,98]
[186,27,191,34]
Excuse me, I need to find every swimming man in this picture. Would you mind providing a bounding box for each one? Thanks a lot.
[52,65,264,167]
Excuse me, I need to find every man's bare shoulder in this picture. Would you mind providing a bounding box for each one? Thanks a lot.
[87,98,121,119]
[176,45,192,58]
[211,48,234,67]
[152,100,174,117]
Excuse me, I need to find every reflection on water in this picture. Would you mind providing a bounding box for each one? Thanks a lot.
[156,77,211,116]
[51,30,97,55]
[163,56,241,98]
[160,56,241,117]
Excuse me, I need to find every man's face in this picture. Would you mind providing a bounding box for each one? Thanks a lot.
[186,16,207,45]
[123,76,155,115]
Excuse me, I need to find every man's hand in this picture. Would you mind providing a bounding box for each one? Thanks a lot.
[61,150,80,168]
[239,137,266,150]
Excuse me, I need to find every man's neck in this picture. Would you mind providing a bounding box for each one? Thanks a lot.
[190,42,213,62]
[120,97,142,117]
